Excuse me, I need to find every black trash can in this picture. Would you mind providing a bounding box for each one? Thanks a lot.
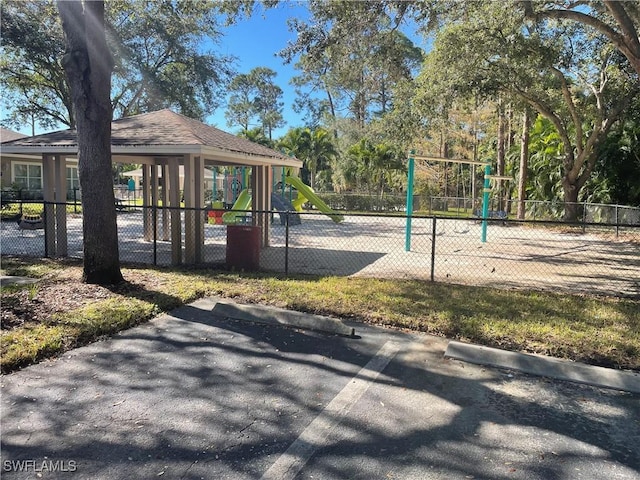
[226,225,261,271]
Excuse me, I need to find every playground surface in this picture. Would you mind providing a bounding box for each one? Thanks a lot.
[1,297,639,479]
[1,212,638,297]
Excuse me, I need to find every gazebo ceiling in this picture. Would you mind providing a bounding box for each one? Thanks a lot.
[0,109,301,168]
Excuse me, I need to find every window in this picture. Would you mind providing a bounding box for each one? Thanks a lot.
[13,163,42,191]
[67,166,79,191]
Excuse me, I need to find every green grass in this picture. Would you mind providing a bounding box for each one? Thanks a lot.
[1,257,638,374]
[1,202,82,219]
[0,257,66,278]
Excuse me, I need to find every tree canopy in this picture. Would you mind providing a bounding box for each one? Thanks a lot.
[225,67,284,139]
[1,0,235,130]
[280,0,423,131]
[412,1,639,218]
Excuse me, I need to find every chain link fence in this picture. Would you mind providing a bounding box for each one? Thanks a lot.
[1,201,638,297]
[412,195,640,224]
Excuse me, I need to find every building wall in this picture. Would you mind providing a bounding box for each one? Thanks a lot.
[0,156,79,193]
[1,157,12,188]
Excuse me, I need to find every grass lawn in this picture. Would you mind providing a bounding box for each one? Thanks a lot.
[1,256,638,374]
[1,202,82,219]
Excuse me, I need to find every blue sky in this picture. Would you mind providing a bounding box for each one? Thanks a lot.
[208,2,311,138]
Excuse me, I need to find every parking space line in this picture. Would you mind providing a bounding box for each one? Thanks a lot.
[260,341,399,480]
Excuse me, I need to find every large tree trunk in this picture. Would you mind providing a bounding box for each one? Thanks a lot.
[560,148,588,222]
[562,178,580,222]
[58,0,122,284]
[517,109,530,220]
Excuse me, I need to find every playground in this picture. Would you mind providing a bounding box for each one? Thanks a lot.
[210,167,343,225]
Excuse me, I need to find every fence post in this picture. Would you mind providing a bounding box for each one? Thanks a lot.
[532,201,536,221]
[284,210,289,276]
[43,202,49,258]
[430,216,437,282]
[73,188,78,213]
[615,204,619,238]
[582,201,587,233]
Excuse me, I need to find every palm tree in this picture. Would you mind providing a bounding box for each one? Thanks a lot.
[347,139,405,208]
[278,127,338,189]
[238,127,273,148]
[307,128,338,189]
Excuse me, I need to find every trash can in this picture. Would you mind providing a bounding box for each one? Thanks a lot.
[226,225,261,271]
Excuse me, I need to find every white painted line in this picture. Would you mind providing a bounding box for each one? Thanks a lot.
[260,341,399,480]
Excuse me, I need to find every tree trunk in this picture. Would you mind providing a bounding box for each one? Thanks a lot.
[517,109,530,220]
[58,0,123,285]
[562,178,580,222]
[497,101,506,211]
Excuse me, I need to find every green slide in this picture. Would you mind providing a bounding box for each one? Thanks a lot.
[222,189,252,224]
[285,176,343,223]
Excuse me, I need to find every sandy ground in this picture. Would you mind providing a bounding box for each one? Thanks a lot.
[2,211,638,297]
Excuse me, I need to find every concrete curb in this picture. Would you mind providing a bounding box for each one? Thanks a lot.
[0,275,38,287]
[445,341,640,394]
[196,297,356,337]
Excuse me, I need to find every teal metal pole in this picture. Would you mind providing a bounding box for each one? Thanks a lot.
[282,168,286,197]
[213,168,217,201]
[481,163,491,243]
[405,152,415,251]
[223,168,228,204]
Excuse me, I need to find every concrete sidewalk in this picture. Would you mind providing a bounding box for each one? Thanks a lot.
[2,297,639,479]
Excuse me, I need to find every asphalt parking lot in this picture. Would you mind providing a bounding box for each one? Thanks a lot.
[1,298,639,480]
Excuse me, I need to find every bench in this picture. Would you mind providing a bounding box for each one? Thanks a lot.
[115,198,131,212]
[473,209,508,220]
[1,191,19,210]
[17,214,44,234]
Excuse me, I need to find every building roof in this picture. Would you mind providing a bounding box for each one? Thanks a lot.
[1,128,27,143]
[0,109,301,168]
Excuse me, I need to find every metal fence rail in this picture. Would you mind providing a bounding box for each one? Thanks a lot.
[1,202,638,298]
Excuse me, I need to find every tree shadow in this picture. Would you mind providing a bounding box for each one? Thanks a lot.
[1,279,639,479]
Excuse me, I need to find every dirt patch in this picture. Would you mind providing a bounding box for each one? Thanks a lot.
[0,268,159,332]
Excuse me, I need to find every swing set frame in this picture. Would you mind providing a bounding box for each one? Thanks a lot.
[405,152,510,249]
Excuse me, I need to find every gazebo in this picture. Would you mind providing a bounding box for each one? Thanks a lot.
[0,109,302,265]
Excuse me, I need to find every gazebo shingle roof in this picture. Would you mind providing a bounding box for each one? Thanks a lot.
[1,109,291,161]
[1,128,27,143]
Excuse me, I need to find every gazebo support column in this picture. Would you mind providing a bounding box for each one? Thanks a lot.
[251,166,257,226]
[54,155,68,256]
[42,155,56,257]
[142,164,152,241]
[263,165,271,247]
[160,164,169,241]
[151,163,159,242]
[254,165,270,247]
[168,160,181,265]
[195,156,204,261]
[184,154,204,264]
